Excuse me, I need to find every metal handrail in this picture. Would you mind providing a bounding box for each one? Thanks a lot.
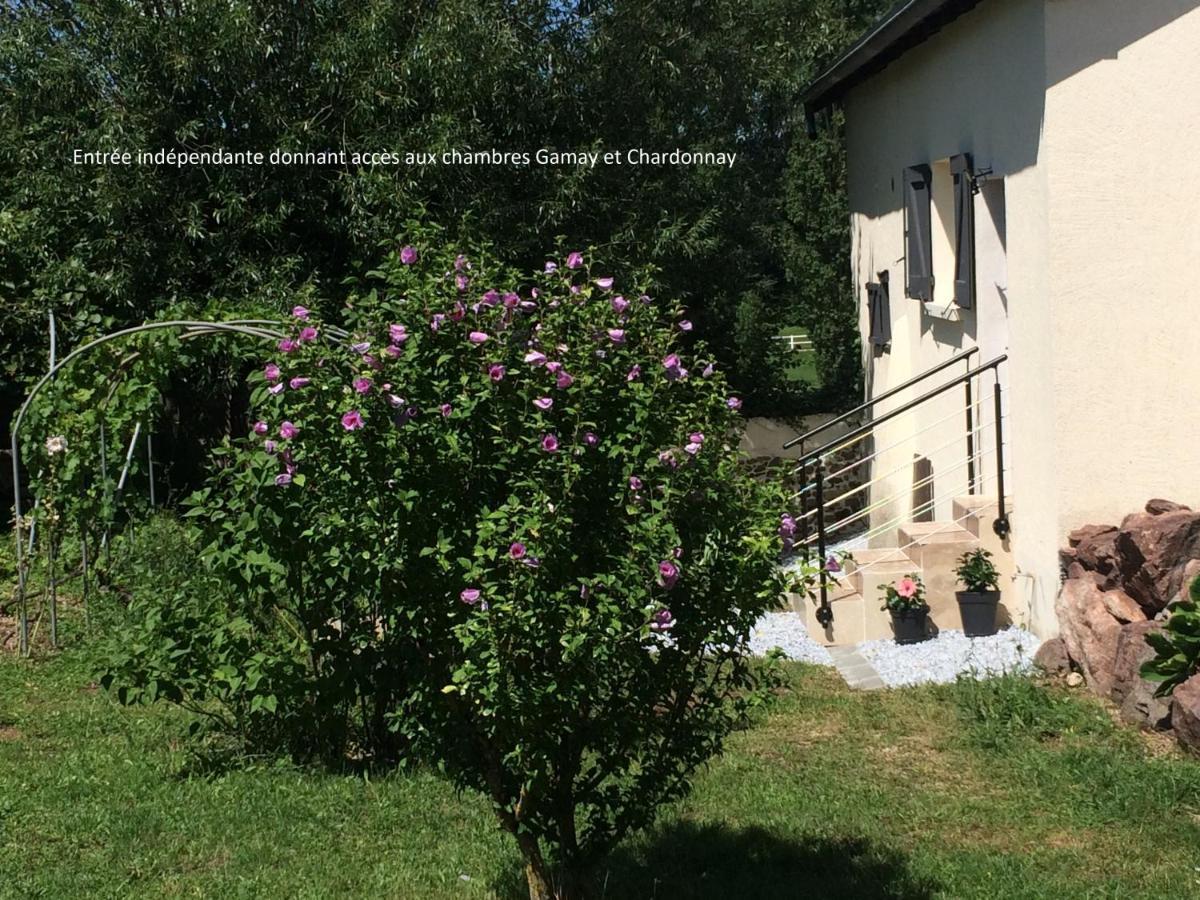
[799,352,1008,634]
[783,347,977,451]
[798,355,1005,466]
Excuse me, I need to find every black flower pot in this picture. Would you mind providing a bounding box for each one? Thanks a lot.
[956,590,1001,637]
[890,607,930,644]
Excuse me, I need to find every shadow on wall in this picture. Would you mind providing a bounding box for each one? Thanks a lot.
[1046,0,1200,86]
[496,823,939,899]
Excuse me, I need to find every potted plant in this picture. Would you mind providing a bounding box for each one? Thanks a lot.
[880,574,929,644]
[954,548,1001,637]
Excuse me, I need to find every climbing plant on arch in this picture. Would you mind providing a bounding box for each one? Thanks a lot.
[7,319,325,655]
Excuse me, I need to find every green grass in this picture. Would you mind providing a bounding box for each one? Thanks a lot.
[3,645,1200,899]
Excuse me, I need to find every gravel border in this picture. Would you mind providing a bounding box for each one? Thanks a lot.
[857,627,1042,688]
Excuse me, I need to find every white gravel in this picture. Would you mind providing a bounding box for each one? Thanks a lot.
[747,609,1042,689]
[857,627,1042,688]
[748,612,834,665]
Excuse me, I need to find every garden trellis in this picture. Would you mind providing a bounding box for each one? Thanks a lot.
[8,319,347,657]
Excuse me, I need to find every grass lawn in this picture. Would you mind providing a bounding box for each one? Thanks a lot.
[3,644,1200,899]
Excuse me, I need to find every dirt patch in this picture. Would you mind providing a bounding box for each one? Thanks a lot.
[0,725,23,742]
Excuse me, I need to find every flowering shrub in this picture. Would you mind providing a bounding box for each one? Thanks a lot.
[879,574,926,613]
[171,232,791,898]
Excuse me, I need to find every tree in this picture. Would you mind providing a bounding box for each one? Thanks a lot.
[111,234,807,898]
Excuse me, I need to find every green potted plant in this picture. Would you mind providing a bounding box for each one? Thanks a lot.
[954,548,1001,637]
[879,574,929,644]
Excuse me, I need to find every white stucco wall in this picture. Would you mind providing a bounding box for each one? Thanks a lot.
[840,0,1200,635]
[1042,0,1200,538]
[844,0,1054,627]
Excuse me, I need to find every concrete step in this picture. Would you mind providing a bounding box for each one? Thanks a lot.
[952,495,1002,537]
[795,582,865,647]
[849,559,919,597]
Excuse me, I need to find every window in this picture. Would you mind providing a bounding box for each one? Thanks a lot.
[905,155,976,308]
[867,274,890,348]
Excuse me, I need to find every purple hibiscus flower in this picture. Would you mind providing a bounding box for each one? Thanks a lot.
[341,410,364,431]
[400,245,418,265]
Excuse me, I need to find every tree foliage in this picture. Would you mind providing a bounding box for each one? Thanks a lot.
[2,0,891,479]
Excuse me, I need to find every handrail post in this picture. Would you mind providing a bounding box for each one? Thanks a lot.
[964,371,976,495]
[814,457,833,628]
[796,440,807,530]
[992,380,1010,538]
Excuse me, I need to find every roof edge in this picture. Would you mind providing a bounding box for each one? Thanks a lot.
[801,0,986,115]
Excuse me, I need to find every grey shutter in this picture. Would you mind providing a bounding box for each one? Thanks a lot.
[867,275,891,348]
[904,165,932,301]
[951,153,975,308]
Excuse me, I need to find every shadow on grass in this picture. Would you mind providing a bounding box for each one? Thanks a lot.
[497,822,938,899]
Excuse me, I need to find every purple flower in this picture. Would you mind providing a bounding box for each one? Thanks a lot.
[555,370,574,389]
[383,344,402,358]
[663,354,688,381]
[580,584,591,600]
[430,314,445,332]
[455,274,470,293]
[440,403,452,417]
[353,377,372,394]
[826,554,842,574]
[533,397,554,411]
[684,441,701,456]
[566,251,584,269]
[275,472,293,486]
[264,364,281,384]
[268,382,285,395]
[400,245,418,265]
[364,355,382,371]
[298,326,318,343]
[727,396,743,410]
[451,301,466,322]
[263,439,277,453]
[289,376,310,390]
[702,362,715,377]
[607,329,626,345]
[509,542,526,559]
[279,421,298,440]
[626,364,642,382]
[488,363,506,382]
[502,292,520,309]
[544,260,558,274]
[649,608,676,633]
[350,341,370,354]
[658,449,678,469]
[545,360,562,374]
[779,514,797,553]
[612,296,630,315]
[278,339,297,353]
[657,560,680,590]
[689,431,704,445]
[629,475,643,491]
[341,410,364,431]
[460,588,481,605]
[594,277,614,290]
[454,254,470,271]
[640,294,653,304]
[583,431,599,447]
[292,305,310,320]
[524,350,548,366]
[389,324,408,343]
[468,331,489,344]
[253,420,268,435]
[541,433,559,453]
[678,319,693,332]
[387,393,405,408]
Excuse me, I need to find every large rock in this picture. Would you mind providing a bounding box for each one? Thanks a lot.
[1145,499,1191,516]
[1110,621,1172,729]
[1171,674,1200,755]
[1056,578,1124,696]
[1115,508,1200,613]
[1033,637,1071,675]
[1070,524,1121,578]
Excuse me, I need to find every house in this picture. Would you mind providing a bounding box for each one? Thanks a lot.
[798,0,1200,641]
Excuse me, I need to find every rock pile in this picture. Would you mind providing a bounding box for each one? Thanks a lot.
[1046,499,1200,751]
